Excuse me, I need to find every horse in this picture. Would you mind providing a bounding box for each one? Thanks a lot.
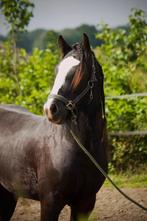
[0,33,108,221]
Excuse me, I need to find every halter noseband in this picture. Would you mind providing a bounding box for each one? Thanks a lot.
[48,55,98,123]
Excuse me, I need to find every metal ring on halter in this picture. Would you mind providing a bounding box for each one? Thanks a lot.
[88,81,94,88]
[66,100,75,111]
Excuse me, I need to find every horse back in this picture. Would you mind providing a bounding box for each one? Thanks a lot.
[0,104,42,132]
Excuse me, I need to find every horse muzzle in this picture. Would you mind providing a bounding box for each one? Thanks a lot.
[44,99,68,124]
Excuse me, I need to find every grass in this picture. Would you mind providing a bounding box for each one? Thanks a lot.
[104,171,147,188]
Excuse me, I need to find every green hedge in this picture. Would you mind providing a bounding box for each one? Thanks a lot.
[0,9,146,171]
[95,9,147,171]
[0,42,59,114]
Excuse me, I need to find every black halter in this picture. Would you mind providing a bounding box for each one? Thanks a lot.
[48,55,98,122]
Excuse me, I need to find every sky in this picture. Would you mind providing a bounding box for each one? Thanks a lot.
[0,0,147,36]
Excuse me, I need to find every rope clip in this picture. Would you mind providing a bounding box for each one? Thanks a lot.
[66,100,75,111]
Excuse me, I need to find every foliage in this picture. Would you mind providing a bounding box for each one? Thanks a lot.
[15,29,47,53]
[109,135,147,171]
[60,24,100,47]
[96,8,147,170]
[0,0,58,114]
[104,167,147,188]
[15,29,59,53]
[43,31,59,52]
[0,24,101,52]
[0,42,59,114]
[0,7,147,171]
[18,48,59,114]
[0,0,34,34]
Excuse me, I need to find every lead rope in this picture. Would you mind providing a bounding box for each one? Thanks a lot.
[70,129,147,211]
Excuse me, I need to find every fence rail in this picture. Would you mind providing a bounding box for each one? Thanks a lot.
[106,92,147,137]
[109,130,147,137]
[106,92,147,100]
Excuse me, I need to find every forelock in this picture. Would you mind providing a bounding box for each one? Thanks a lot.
[72,43,83,57]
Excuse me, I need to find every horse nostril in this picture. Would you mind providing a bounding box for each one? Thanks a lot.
[50,103,58,115]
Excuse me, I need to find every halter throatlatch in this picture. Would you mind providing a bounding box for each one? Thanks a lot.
[48,55,99,123]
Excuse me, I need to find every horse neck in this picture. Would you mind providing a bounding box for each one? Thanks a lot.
[84,106,104,137]
[69,105,105,146]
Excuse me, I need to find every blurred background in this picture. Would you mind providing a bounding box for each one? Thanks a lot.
[0,0,147,52]
[0,0,147,172]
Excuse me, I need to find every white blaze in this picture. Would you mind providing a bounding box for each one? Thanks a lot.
[51,56,80,94]
[44,56,80,110]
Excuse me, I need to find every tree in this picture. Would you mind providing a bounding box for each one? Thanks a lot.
[43,30,59,52]
[0,0,34,34]
[96,8,147,65]
[0,0,34,53]
[60,24,100,47]
[0,0,34,97]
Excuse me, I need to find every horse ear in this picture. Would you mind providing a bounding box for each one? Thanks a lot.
[82,33,91,52]
[58,35,72,58]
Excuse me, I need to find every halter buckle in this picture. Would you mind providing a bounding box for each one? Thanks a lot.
[66,100,77,124]
[66,100,75,111]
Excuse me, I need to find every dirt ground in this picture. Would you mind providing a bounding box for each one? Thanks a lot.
[11,187,147,221]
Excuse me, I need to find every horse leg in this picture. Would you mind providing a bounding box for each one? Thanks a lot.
[40,193,64,221]
[0,184,17,221]
[70,194,96,221]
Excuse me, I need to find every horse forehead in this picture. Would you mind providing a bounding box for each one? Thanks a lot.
[50,56,80,95]
[58,56,80,75]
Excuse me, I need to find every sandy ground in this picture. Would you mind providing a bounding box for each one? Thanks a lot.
[11,187,147,221]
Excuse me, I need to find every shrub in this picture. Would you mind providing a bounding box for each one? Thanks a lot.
[96,9,147,170]
[0,42,59,114]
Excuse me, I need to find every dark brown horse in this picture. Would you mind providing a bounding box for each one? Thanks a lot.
[0,34,108,221]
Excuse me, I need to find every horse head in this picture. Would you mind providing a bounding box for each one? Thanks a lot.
[44,33,104,124]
